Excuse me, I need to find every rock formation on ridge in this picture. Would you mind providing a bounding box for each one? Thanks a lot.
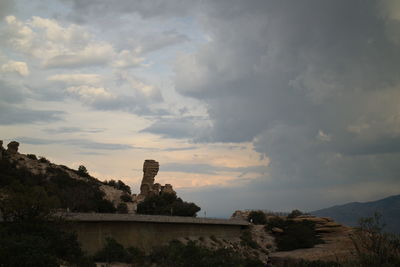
[137,159,176,202]
[6,141,19,154]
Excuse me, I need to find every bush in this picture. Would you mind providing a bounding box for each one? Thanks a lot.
[137,193,200,217]
[26,154,38,160]
[266,218,323,251]
[120,193,132,202]
[77,165,89,177]
[350,212,400,266]
[104,179,131,194]
[149,240,264,267]
[240,230,259,249]
[248,210,267,224]
[117,203,128,214]
[39,156,50,163]
[93,237,144,264]
[0,184,93,266]
[288,209,303,219]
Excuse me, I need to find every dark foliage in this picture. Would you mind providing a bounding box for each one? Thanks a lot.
[39,156,50,163]
[350,212,400,266]
[240,229,259,249]
[104,179,131,194]
[287,209,304,219]
[248,210,267,224]
[149,240,264,267]
[117,203,128,214]
[0,157,116,213]
[120,193,132,202]
[77,165,89,177]
[292,260,341,267]
[137,193,200,217]
[266,217,323,251]
[0,184,94,267]
[93,237,145,264]
[26,154,38,160]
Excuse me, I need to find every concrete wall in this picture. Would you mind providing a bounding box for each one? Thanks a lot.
[66,221,245,254]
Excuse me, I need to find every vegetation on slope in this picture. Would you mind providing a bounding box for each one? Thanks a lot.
[94,238,264,267]
[0,184,93,266]
[266,215,323,251]
[0,155,116,213]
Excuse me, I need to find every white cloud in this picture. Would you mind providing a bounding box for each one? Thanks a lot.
[47,74,102,85]
[2,16,115,68]
[1,60,29,76]
[43,42,114,68]
[66,85,113,101]
[112,49,145,68]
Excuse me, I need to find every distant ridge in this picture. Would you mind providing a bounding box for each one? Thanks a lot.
[311,194,400,234]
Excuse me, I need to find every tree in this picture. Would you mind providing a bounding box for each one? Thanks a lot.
[0,184,93,266]
[117,203,128,214]
[137,193,200,217]
[351,212,400,266]
[248,210,267,224]
[77,165,89,177]
[287,209,303,219]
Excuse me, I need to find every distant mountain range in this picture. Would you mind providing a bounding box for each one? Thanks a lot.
[311,194,400,234]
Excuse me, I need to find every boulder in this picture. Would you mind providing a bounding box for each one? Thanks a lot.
[7,141,19,154]
[161,184,176,195]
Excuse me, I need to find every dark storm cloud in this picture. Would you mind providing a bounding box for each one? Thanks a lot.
[140,116,210,139]
[162,162,268,176]
[0,0,14,19]
[44,127,105,134]
[0,103,64,125]
[173,0,400,209]
[17,137,133,150]
[66,0,400,211]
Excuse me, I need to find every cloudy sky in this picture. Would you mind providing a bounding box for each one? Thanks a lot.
[1,0,400,217]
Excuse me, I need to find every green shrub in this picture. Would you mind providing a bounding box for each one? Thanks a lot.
[39,156,50,163]
[120,194,132,202]
[104,179,131,194]
[77,165,89,177]
[117,203,128,214]
[240,230,259,249]
[266,218,323,251]
[137,193,200,217]
[149,240,264,267]
[350,212,400,266]
[93,237,144,264]
[288,209,303,219]
[26,154,38,160]
[0,184,93,266]
[248,210,267,224]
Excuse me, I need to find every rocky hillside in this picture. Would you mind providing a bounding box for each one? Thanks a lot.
[0,140,135,213]
[312,194,400,234]
[232,210,356,265]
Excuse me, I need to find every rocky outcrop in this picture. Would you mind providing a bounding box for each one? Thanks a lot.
[140,160,159,196]
[137,160,176,202]
[6,141,19,154]
[270,215,355,265]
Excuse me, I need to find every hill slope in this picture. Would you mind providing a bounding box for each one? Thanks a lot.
[0,140,133,213]
[311,194,400,234]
